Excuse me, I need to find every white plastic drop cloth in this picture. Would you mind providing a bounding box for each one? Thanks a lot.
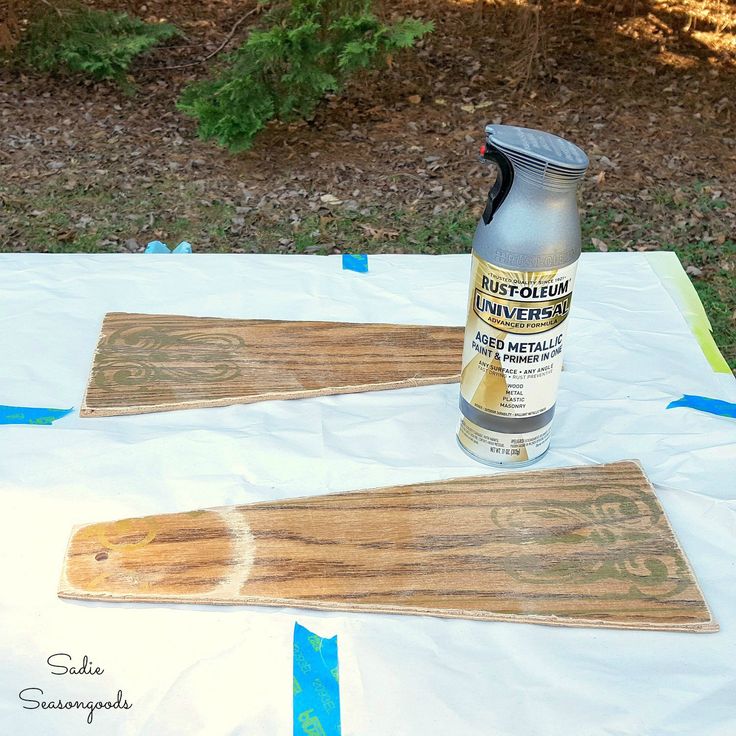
[0,252,734,736]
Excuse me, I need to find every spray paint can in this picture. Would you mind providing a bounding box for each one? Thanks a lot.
[457,124,588,467]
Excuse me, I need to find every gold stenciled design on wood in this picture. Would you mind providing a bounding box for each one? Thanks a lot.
[82,312,464,416]
[490,488,692,599]
[64,511,236,596]
[59,462,717,632]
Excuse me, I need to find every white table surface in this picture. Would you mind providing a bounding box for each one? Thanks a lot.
[0,253,734,735]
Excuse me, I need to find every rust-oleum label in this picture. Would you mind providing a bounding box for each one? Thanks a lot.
[472,272,572,334]
[458,254,577,465]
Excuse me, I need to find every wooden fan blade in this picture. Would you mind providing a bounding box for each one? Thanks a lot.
[80,313,464,416]
[59,461,716,632]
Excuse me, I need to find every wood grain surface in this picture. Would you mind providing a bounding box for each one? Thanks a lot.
[59,461,716,632]
[80,312,464,416]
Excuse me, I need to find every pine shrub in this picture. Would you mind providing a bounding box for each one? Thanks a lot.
[21,2,178,82]
[178,0,433,151]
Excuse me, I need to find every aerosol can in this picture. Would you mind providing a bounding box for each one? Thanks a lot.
[457,124,588,467]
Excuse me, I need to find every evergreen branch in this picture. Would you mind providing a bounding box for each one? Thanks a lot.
[156,5,262,70]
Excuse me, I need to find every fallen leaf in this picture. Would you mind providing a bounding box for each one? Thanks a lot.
[591,237,608,252]
[320,194,343,206]
[686,265,703,277]
[359,224,399,240]
[408,95,421,105]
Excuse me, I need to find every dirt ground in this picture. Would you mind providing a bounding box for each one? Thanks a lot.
[1,0,735,362]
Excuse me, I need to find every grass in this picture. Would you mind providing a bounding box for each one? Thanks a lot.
[0,179,239,254]
[0,179,476,255]
[275,209,476,255]
[1,178,733,368]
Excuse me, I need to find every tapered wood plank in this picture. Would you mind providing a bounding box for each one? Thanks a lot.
[59,461,716,632]
[80,313,464,416]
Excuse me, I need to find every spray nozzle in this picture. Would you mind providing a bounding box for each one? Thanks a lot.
[480,143,514,225]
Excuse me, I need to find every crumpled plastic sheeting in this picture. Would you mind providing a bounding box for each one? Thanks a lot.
[0,252,734,736]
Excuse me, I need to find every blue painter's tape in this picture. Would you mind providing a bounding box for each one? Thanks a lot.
[0,405,73,425]
[667,394,736,419]
[342,253,368,273]
[145,240,193,253]
[145,240,171,253]
[293,623,341,736]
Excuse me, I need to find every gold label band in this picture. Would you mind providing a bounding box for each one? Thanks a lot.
[458,254,578,465]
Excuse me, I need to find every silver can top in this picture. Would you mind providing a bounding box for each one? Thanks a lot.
[485,124,588,175]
